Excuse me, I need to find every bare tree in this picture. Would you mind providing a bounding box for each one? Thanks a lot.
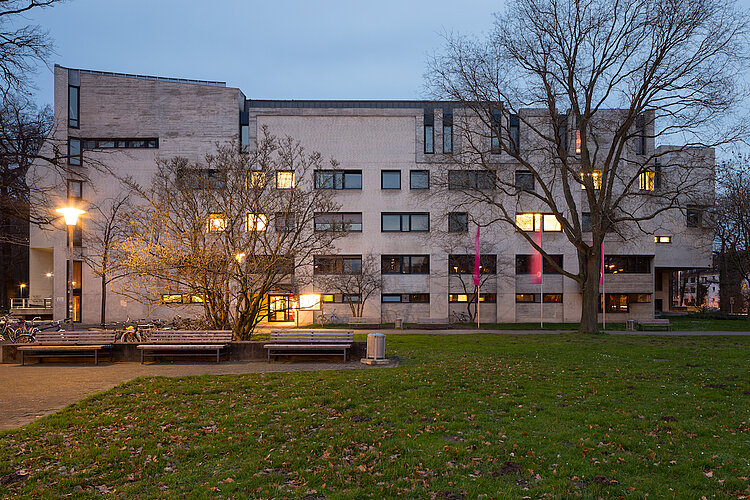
[426,0,748,332]
[119,130,343,339]
[315,253,382,318]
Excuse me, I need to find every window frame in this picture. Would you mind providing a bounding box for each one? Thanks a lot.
[313,255,363,275]
[275,170,295,189]
[515,213,562,232]
[409,170,430,190]
[381,255,430,275]
[381,170,401,190]
[314,170,362,190]
[68,138,82,166]
[68,85,80,128]
[424,110,434,154]
[314,212,363,232]
[67,179,83,200]
[449,254,497,274]
[381,213,430,233]
[443,109,453,154]
[448,212,469,233]
[515,170,534,191]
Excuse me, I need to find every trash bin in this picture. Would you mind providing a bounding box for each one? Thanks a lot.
[366,332,385,360]
[394,318,403,329]
[626,319,635,331]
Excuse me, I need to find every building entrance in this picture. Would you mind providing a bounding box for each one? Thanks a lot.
[268,294,291,322]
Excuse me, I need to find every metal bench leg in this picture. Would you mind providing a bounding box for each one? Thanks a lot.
[141,350,144,364]
[216,348,220,363]
[95,350,98,365]
[21,351,24,366]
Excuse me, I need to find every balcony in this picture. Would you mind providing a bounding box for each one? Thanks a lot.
[9,298,53,318]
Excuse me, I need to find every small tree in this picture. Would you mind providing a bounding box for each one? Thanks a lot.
[120,129,342,339]
[315,253,382,318]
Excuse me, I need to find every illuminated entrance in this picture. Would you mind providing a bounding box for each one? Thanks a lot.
[268,294,293,322]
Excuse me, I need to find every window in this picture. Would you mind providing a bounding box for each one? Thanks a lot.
[449,254,497,274]
[491,109,502,154]
[448,212,469,233]
[381,293,430,303]
[249,170,267,189]
[635,113,646,155]
[602,293,629,313]
[381,170,401,189]
[68,138,82,166]
[276,171,295,189]
[274,212,296,232]
[314,170,362,190]
[443,109,453,153]
[314,256,362,274]
[246,255,295,275]
[67,219,82,247]
[381,213,429,232]
[208,214,227,232]
[515,171,534,191]
[604,255,651,274]
[247,213,268,231]
[509,114,520,154]
[687,207,703,228]
[381,255,430,274]
[448,170,495,190]
[515,213,562,232]
[67,180,83,200]
[544,294,563,303]
[515,293,538,303]
[321,293,362,303]
[450,293,497,303]
[581,212,592,232]
[178,169,225,189]
[515,254,563,274]
[161,294,204,304]
[479,293,497,303]
[68,85,79,128]
[581,170,602,190]
[410,170,429,189]
[424,110,434,154]
[240,111,249,153]
[639,171,655,191]
[314,212,362,232]
[80,138,159,149]
[654,236,672,244]
[575,129,582,154]
[556,112,568,153]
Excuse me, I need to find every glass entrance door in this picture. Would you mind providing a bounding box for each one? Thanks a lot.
[268,295,290,322]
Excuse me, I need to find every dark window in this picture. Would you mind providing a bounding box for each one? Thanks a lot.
[67,180,83,200]
[424,110,434,154]
[601,294,629,313]
[80,138,159,149]
[314,170,362,190]
[448,170,495,190]
[515,254,563,274]
[314,213,362,232]
[515,171,534,191]
[655,271,663,291]
[509,114,520,154]
[381,255,430,274]
[240,111,249,153]
[314,256,362,275]
[635,113,646,155]
[556,112,568,153]
[410,170,429,189]
[448,212,469,233]
[274,212,296,232]
[443,109,453,153]
[604,255,651,274]
[177,169,225,189]
[581,212,592,232]
[68,85,79,128]
[381,170,401,189]
[246,255,295,275]
[67,219,82,247]
[491,109,502,154]
[449,254,497,274]
[687,208,703,228]
[381,213,429,232]
[480,293,497,303]
[381,293,430,303]
[68,138,81,166]
[321,293,361,304]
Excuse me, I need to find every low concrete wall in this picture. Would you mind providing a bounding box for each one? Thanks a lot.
[1,341,366,364]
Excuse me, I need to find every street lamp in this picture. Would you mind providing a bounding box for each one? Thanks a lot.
[56,207,85,330]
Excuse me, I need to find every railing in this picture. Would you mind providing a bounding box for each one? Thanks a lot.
[9,298,53,309]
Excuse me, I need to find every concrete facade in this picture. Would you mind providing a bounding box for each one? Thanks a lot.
[26,66,714,326]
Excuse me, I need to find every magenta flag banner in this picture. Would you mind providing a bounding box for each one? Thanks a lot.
[473,225,481,286]
[600,241,604,284]
[531,221,543,284]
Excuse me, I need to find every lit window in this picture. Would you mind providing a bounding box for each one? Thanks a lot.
[276,171,295,189]
[575,130,581,154]
[208,214,227,232]
[655,236,672,244]
[543,214,561,232]
[515,213,537,231]
[515,213,561,232]
[250,171,266,188]
[247,213,268,231]
[581,170,602,190]
[639,171,655,191]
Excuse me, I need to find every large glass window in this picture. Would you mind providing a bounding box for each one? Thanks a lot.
[314,170,362,190]
[80,138,159,149]
[274,212,296,232]
[448,170,495,190]
[247,213,268,232]
[515,213,562,232]
[381,213,429,232]
[449,254,497,274]
[448,212,468,233]
[381,293,430,303]
[314,212,362,232]
[604,255,651,274]
[208,214,227,232]
[410,170,429,189]
[276,171,295,189]
[581,170,602,190]
[381,255,430,274]
[515,254,563,274]
[314,256,362,274]
[381,170,401,189]
[68,85,79,128]
[177,169,225,189]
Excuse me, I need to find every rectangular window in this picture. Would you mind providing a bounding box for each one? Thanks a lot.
[443,109,453,153]
[448,212,469,233]
[68,138,82,166]
[544,293,563,303]
[178,169,225,189]
[515,293,539,303]
[604,255,651,274]
[240,111,249,153]
[635,113,646,155]
[448,293,496,303]
[80,138,159,149]
[381,255,430,274]
[491,109,502,154]
[515,171,534,191]
[67,259,82,321]
[381,213,429,232]
[575,129,582,154]
[67,219,82,248]
[314,255,362,275]
[208,214,227,232]
[557,112,568,153]
[67,180,83,200]
[515,213,562,232]
[410,170,429,189]
[314,170,362,190]
[161,294,204,305]
[639,171,655,191]
[247,213,268,232]
[686,208,703,228]
[509,114,520,154]
[381,293,430,303]
[515,254,563,274]
[321,293,362,304]
[276,171,295,189]
[449,254,497,274]
[602,293,629,313]
[581,212,592,232]
[655,236,672,244]
[274,212,296,232]
[424,110,434,154]
[314,212,362,232]
[68,85,79,128]
[448,170,495,190]
[581,170,602,190]
[381,170,401,189]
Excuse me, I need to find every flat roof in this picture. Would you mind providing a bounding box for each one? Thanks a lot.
[246,100,458,109]
[56,64,226,87]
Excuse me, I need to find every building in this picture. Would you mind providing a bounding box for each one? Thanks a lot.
[24,65,714,326]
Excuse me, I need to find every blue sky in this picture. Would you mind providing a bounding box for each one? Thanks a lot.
[23,0,502,105]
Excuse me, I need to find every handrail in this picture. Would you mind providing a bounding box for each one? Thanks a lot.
[9,298,53,309]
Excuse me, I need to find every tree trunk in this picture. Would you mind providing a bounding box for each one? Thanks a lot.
[100,274,107,326]
[579,246,601,333]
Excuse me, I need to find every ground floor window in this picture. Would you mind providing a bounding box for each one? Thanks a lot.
[381,293,430,303]
[515,293,563,303]
[450,293,497,302]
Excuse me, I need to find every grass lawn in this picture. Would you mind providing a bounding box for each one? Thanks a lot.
[1,334,748,498]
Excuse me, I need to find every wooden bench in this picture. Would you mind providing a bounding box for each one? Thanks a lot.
[17,331,116,365]
[636,319,673,331]
[264,330,354,362]
[348,317,381,328]
[417,317,450,329]
[137,331,232,363]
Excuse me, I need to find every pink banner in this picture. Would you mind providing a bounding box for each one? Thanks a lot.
[473,225,481,286]
[531,220,543,284]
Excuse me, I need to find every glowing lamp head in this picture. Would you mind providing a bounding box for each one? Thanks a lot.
[56,207,85,226]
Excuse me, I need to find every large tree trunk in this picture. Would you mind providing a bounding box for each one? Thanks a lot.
[579,246,601,333]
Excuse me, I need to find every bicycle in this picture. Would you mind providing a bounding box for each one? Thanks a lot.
[0,315,20,342]
[451,310,470,323]
[9,318,40,343]
[318,311,340,325]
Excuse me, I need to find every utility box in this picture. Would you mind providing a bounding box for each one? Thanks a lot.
[361,332,389,365]
[394,317,403,329]
[626,319,636,331]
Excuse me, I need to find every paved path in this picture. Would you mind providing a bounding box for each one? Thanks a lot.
[353,328,750,336]
[0,360,384,431]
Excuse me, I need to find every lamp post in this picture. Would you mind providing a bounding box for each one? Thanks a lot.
[56,207,85,330]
